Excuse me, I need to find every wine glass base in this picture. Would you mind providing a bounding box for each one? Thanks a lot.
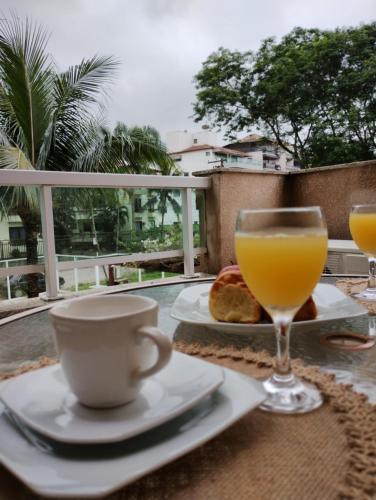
[352,289,376,302]
[259,374,323,414]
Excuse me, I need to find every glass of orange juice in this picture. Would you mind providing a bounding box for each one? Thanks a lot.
[235,207,328,413]
[349,204,376,301]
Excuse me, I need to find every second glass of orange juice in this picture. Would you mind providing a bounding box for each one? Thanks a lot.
[349,204,376,301]
[235,207,328,414]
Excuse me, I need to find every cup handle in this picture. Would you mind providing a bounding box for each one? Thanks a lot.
[135,326,172,379]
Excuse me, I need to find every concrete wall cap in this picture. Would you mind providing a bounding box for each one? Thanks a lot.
[193,167,288,177]
[287,159,376,175]
[193,160,376,177]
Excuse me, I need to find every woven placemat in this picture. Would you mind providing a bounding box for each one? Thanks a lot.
[0,344,375,500]
[336,278,376,315]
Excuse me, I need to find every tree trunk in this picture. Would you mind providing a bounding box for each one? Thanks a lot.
[160,193,167,239]
[160,210,165,239]
[19,211,40,298]
[90,202,101,254]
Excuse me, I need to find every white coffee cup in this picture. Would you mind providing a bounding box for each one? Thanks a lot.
[49,294,172,408]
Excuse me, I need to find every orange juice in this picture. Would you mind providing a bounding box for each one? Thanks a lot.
[349,213,376,257]
[235,228,328,311]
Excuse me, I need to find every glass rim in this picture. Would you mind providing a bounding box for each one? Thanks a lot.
[238,206,323,215]
[351,204,376,209]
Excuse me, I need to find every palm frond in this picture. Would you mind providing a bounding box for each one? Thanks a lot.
[166,194,182,216]
[42,55,119,171]
[0,183,40,217]
[58,55,118,102]
[112,124,176,173]
[0,144,33,169]
[0,13,54,165]
[69,121,127,173]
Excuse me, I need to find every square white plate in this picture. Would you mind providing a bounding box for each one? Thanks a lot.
[0,352,224,445]
[0,366,266,498]
[170,283,368,335]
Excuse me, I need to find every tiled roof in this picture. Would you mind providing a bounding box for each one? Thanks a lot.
[170,144,214,154]
[226,134,275,146]
[170,144,253,157]
[237,134,265,143]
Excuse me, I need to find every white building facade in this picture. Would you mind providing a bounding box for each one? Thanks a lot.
[225,134,298,171]
[166,130,263,175]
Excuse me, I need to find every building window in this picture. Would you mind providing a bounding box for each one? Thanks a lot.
[134,220,143,231]
[82,221,91,232]
[193,138,198,144]
[134,197,143,213]
[147,200,155,212]
[205,151,210,156]
[149,219,156,228]
[9,226,25,242]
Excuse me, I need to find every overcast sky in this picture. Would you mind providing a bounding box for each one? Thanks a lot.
[1,0,375,142]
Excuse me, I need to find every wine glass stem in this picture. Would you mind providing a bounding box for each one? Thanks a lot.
[368,258,376,289]
[273,318,293,381]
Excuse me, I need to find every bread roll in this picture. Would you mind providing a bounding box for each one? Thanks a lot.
[210,268,318,324]
[294,296,318,322]
[209,270,262,323]
[261,296,317,322]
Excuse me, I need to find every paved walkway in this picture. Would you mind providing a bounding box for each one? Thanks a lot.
[59,266,107,290]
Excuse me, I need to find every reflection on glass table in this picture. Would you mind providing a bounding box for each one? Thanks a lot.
[0,276,375,403]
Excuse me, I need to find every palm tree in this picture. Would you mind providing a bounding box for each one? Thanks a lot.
[87,123,174,174]
[153,188,182,239]
[145,162,182,239]
[95,123,179,242]
[0,14,174,296]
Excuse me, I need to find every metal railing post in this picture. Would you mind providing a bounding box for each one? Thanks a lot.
[39,186,60,300]
[94,265,101,287]
[74,256,79,292]
[181,188,195,278]
[5,260,11,300]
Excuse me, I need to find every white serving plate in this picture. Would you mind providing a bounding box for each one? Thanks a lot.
[171,283,368,334]
[0,352,224,445]
[0,366,266,498]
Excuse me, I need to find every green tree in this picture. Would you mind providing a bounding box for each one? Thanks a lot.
[193,24,376,168]
[145,162,182,239]
[148,188,181,239]
[0,15,174,296]
[84,189,130,253]
[76,122,174,174]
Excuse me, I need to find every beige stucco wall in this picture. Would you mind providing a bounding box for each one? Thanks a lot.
[197,168,288,272]
[196,160,376,273]
[287,161,376,239]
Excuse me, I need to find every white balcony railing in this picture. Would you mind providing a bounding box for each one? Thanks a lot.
[0,169,211,300]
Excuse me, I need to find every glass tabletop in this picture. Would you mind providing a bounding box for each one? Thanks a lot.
[0,276,375,402]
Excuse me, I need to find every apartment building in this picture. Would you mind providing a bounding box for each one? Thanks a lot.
[166,130,263,174]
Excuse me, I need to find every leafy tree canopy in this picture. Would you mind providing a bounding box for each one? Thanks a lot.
[193,23,376,168]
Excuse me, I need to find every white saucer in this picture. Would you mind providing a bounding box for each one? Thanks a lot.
[0,351,224,444]
[0,367,266,498]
